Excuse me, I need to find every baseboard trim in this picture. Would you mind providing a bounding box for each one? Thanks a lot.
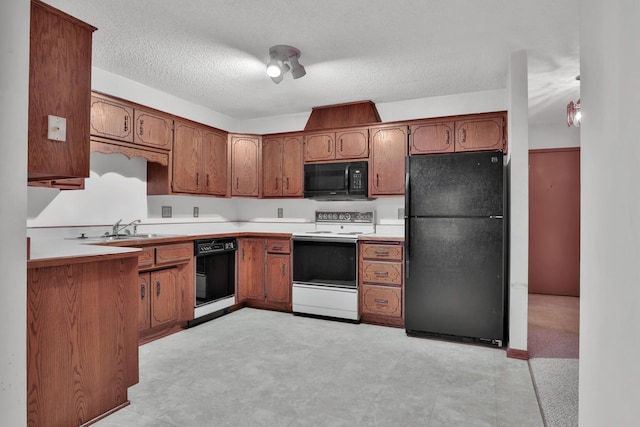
[507,348,530,360]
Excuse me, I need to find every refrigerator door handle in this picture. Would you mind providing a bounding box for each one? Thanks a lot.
[404,159,411,279]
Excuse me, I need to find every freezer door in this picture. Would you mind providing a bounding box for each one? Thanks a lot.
[405,217,505,342]
[408,151,503,217]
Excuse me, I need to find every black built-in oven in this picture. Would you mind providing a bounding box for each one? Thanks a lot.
[190,237,237,326]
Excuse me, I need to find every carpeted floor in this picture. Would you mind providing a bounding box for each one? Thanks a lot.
[528,294,579,427]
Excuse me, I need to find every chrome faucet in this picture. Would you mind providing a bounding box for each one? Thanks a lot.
[112,219,141,236]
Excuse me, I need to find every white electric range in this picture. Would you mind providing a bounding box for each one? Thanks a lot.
[291,211,375,320]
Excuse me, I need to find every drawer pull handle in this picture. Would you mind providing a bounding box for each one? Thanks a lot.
[272,245,283,250]
[141,283,145,300]
[156,281,161,297]
[374,298,389,304]
[374,250,389,255]
[374,271,389,276]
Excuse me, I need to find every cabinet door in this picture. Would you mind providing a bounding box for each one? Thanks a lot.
[265,253,290,305]
[262,137,284,197]
[361,285,402,318]
[138,272,151,331]
[90,95,134,142]
[172,122,202,194]
[304,132,335,162]
[336,128,369,160]
[231,136,261,197]
[282,135,303,197]
[134,109,173,150]
[202,129,228,196]
[237,239,265,301]
[369,125,408,196]
[455,115,505,152]
[28,2,94,180]
[150,268,179,328]
[410,121,455,155]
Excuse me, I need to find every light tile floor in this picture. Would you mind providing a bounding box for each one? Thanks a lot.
[96,308,542,427]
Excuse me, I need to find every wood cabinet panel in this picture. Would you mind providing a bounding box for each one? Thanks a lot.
[172,121,202,194]
[237,239,266,301]
[27,255,138,426]
[282,135,304,197]
[304,132,335,162]
[360,243,403,261]
[202,129,228,195]
[361,260,402,285]
[455,115,505,152]
[28,177,85,190]
[263,134,303,197]
[369,125,408,196]
[361,285,402,318]
[90,95,134,142]
[410,121,455,155]
[231,135,261,197]
[265,253,290,304]
[150,268,179,328]
[155,242,193,266]
[262,137,283,197]
[134,109,173,150]
[28,0,96,181]
[335,128,369,159]
[137,247,154,268]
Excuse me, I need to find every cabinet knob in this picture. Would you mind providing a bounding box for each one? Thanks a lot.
[461,128,466,143]
[275,177,278,190]
[124,116,129,133]
[196,173,199,186]
[445,129,450,145]
[141,283,145,300]
[206,174,210,187]
[139,119,144,136]
[282,263,285,276]
[156,281,161,296]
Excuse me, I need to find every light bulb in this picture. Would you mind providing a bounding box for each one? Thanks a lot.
[266,62,281,78]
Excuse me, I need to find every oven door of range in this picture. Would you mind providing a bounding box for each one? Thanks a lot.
[292,236,359,320]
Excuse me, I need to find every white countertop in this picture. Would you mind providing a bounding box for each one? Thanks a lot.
[29,238,141,262]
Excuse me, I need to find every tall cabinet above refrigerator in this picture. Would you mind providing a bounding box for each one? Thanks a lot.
[404,151,506,346]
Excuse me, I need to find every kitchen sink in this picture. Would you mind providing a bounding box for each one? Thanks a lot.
[69,233,169,241]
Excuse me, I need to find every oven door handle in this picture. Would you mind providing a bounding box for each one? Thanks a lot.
[344,163,351,198]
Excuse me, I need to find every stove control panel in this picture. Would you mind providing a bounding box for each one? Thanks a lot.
[315,211,374,224]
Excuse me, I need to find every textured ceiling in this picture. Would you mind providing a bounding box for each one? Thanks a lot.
[45,0,580,124]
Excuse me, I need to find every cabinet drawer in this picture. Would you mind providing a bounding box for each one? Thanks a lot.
[361,261,402,285]
[360,244,402,261]
[361,285,402,318]
[266,239,290,254]
[138,247,155,268]
[155,243,193,266]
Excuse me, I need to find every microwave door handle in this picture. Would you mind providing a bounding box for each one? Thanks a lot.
[344,163,351,197]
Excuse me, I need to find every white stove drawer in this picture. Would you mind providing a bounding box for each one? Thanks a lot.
[292,283,359,321]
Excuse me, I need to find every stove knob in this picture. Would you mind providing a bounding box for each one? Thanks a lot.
[344,213,351,221]
[338,214,344,220]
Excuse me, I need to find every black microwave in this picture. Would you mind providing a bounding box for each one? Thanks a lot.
[304,161,369,200]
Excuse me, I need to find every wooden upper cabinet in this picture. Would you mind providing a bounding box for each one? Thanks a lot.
[231,135,261,197]
[335,128,369,160]
[201,129,228,196]
[172,121,202,194]
[455,114,506,152]
[262,134,303,198]
[90,94,134,142]
[410,120,455,155]
[134,109,173,150]
[28,0,96,181]
[369,125,408,196]
[304,131,335,162]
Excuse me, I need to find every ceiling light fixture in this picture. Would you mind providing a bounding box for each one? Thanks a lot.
[266,45,306,84]
[567,98,581,127]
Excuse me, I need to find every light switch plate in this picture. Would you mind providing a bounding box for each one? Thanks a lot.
[277,208,283,218]
[162,206,172,218]
[193,207,199,218]
[47,115,66,141]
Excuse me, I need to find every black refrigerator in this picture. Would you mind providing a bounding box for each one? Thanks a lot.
[404,151,506,346]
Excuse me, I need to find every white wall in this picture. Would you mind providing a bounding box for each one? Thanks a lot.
[507,50,529,352]
[0,1,29,425]
[579,0,640,424]
[529,121,580,150]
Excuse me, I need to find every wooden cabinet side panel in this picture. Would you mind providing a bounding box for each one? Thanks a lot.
[27,257,138,426]
[282,135,304,197]
[28,2,94,180]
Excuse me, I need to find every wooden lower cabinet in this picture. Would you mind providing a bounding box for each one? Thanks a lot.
[359,241,404,327]
[237,237,291,311]
[27,254,139,427]
[138,268,179,332]
[136,241,194,343]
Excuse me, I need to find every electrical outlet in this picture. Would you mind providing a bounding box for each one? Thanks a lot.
[162,206,172,218]
[277,208,283,218]
[47,115,66,141]
[193,207,199,218]
[398,208,405,219]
